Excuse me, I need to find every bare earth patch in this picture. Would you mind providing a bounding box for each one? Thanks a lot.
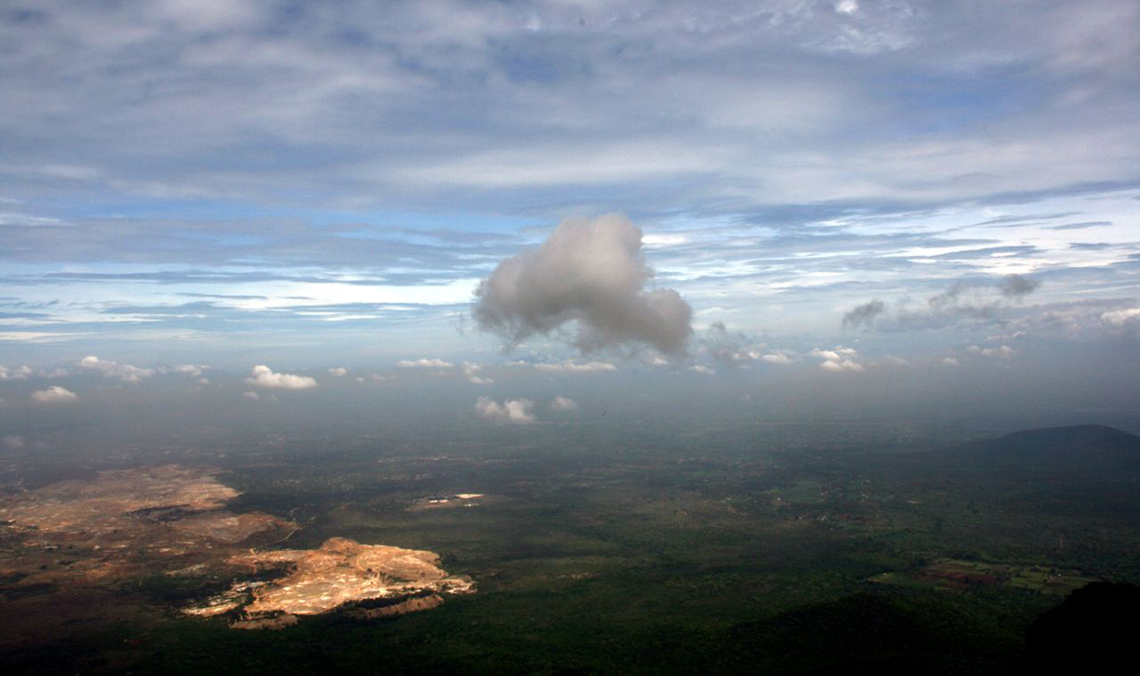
[0,466,475,628]
[0,465,294,585]
[222,537,474,620]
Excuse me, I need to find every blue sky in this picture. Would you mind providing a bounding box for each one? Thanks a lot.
[1,1,1138,419]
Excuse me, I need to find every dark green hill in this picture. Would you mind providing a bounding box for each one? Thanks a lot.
[877,424,1140,524]
[965,424,1140,459]
[936,425,1140,476]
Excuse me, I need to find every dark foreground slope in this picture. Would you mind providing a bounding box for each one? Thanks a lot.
[724,592,1023,675]
[1026,581,1140,674]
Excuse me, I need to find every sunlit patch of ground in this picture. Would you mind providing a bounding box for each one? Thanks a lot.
[0,465,294,585]
[0,466,475,629]
[211,537,474,623]
[407,492,489,511]
[866,559,1098,594]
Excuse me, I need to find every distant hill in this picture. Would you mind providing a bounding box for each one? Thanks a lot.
[949,425,1140,474]
[984,425,1140,455]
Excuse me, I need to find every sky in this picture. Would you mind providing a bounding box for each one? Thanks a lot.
[1,1,1138,433]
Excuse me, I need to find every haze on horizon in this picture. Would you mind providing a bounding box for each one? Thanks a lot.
[1,1,1139,439]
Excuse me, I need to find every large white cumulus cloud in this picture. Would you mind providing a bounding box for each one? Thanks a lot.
[474,214,692,356]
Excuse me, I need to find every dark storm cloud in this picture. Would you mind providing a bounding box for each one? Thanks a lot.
[474,214,692,356]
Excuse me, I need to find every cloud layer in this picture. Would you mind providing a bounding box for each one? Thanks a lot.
[474,214,692,356]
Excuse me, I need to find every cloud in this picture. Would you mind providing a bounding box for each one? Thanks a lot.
[820,359,864,373]
[463,362,493,384]
[475,396,535,424]
[813,347,864,372]
[842,299,886,329]
[869,273,1049,333]
[245,365,318,389]
[1100,307,1140,328]
[969,345,1016,359]
[1,2,1136,377]
[3,435,24,449]
[474,214,692,356]
[761,352,792,365]
[551,396,579,412]
[942,357,960,366]
[999,274,1041,298]
[396,358,454,369]
[78,356,154,383]
[689,364,715,375]
[702,322,765,367]
[0,365,32,381]
[328,367,348,377]
[532,361,617,373]
[242,391,260,400]
[171,364,205,377]
[31,386,77,404]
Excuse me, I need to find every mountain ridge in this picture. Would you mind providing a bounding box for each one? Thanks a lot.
[942,424,1140,476]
